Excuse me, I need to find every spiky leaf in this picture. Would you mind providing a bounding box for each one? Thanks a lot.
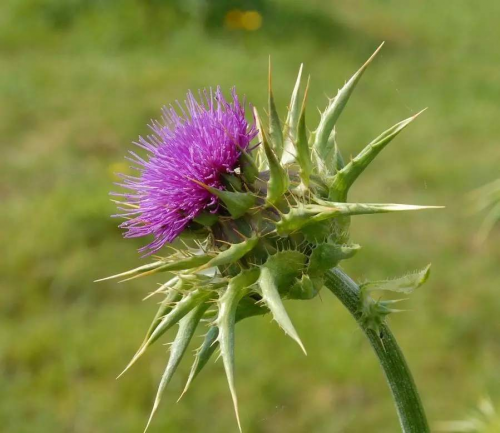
[192,179,257,219]
[142,284,183,345]
[195,235,259,272]
[258,263,306,354]
[316,128,345,177]
[216,268,260,431]
[359,265,432,334]
[360,265,431,294]
[289,274,319,300]
[95,254,213,283]
[308,243,361,277]
[327,110,425,201]
[261,250,306,293]
[238,146,260,184]
[182,296,269,397]
[277,202,442,236]
[268,58,284,160]
[145,301,210,431]
[313,43,384,162]
[295,77,313,187]
[180,326,219,400]
[119,288,214,376]
[193,212,219,227]
[282,64,303,164]
[254,107,289,204]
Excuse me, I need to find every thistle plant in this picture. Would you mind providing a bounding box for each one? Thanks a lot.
[470,179,500,243]
[436,397,500,433]
[98,43,441,432]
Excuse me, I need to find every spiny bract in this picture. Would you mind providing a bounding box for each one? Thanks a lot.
[98,43,440,432]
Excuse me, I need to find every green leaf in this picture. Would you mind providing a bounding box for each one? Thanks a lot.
[143,275,180,300]
[193,212,219,227]
[295,76,313,187]
[95,254,213,283]
[260,250,306,293]
[221,173,243,191]
[330,131,345,172]
[142,285,183,346]
[238,145,260,184]
[358,265,431,335]
[118,288,214,377]
[316,129,345,177]
[289,274,320,300]
[276,202,442,236]
[94,260,169,282]
[300,220,334,244]
[180,326,219,399]
[360,265,431,294]
[268,57,284,160]
[195,235,259,272]
[216,269,260,432]
[181,296,268,397]
[282,64,303,164]
[327,110,426,201]
[254,107,289,205]
[308,243,360,277]
[145,301,210,432]
[258,265,306,354]
[191,179,257,219]
[313,43,384,162]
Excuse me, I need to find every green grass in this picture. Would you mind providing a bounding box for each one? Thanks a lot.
[1,1,500,432]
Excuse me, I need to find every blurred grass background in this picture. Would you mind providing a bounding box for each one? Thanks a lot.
[1,1,499,432]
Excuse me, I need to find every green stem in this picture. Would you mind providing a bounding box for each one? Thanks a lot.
[324,268,430,433]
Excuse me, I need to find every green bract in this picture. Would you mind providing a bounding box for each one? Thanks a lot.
[98,43,441,432]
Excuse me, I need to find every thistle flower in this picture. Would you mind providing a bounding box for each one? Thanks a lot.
[115,87,257,255]
[99,43,440,432]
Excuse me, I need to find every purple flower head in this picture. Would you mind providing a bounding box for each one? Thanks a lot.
[115,87,257,255]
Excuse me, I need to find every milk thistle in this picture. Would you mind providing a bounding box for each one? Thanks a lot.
[470,179,500,243]
[99,43,440,432]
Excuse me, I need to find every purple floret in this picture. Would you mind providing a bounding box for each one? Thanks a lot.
[115,87,257,255]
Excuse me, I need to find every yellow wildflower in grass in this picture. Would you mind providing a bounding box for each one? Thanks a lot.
[241,11,262,31]
[224,9,262,31]
[224,9,244,30]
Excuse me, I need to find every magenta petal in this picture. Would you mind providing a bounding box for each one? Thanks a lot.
[114,87,257,255]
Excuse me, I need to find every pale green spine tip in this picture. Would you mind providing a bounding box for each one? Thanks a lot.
[96,254,213,283]
[268,57,284,161]
[276,201,441,236]
[313,42,384,163]
[143,275,179,301]
[328,108,427,201]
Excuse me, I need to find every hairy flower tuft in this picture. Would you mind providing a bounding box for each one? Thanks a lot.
[115,87,257,255]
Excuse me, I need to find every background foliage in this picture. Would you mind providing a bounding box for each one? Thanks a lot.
[1,1,499,432]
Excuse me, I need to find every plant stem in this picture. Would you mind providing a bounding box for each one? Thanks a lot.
[324,268,430,433]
